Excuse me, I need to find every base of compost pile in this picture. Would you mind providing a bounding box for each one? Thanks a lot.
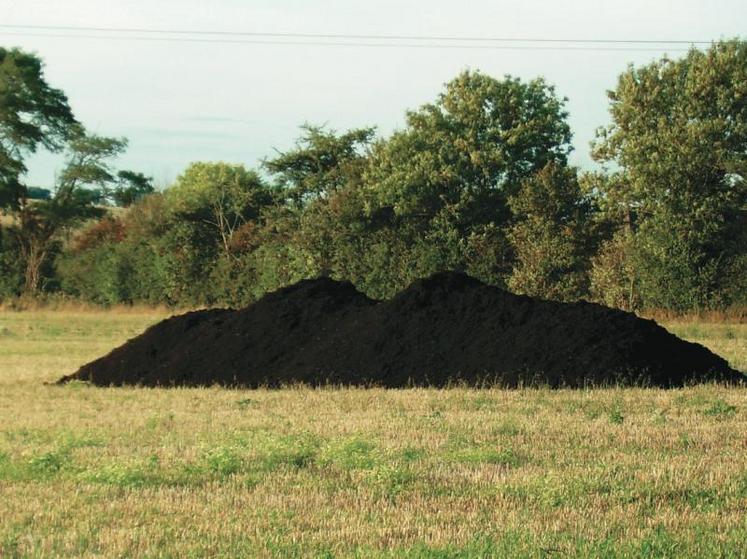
[58,272,744,388]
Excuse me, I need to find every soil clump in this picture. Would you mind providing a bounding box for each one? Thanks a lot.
[58,272,743,388]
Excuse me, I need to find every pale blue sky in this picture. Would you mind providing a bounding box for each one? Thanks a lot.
[3,0,746,187]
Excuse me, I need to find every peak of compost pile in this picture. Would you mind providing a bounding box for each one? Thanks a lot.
[58,272,743,388]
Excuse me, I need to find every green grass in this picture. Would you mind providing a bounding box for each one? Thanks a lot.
[0,309,745,558]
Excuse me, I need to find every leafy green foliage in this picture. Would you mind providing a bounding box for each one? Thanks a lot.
[0,47,78,208]
[58,163,276,306]
[264,124,374,205]
[592,39,747,310]
[0,228,23,298]
[357,70,573,291]
[10,131,140,293]
[111,170,153,207]
[507,163,594,300]
[0,48,151,296]
[7,44,747,311]
[367,70,571,218]
[167,162,273,255]
[589,230,640,311]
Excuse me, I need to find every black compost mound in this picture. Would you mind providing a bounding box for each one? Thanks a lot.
[58,272,744,388]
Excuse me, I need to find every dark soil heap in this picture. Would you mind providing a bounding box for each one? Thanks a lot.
[58,272,744,388]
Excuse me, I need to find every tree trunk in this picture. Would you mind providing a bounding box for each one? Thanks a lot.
[23,243,46,294]
[17,199,53,295]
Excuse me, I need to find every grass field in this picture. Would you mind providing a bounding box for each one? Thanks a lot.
[0,310,746,558]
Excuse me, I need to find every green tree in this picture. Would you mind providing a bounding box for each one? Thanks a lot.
[0,227,24,297]
[167,162,273,256]
[0,48,147,295]
[0,47,78,209]
[589,230,640,311]
[507,163,593,300]
[15,132,130,292]
[264,124,375,206]
[363,70,572,287]
[592,39,747,310]
[264,125,375,279]
[58,162,275,308]
[111,171,154,207]
[368,71,571,217]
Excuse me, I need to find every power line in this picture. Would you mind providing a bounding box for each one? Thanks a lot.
[0,31,693,52]
[0,23,715,45]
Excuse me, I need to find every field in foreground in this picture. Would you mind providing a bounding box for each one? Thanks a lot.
[0,310,745,558]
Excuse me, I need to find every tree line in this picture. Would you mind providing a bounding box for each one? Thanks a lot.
[0,41,745,311]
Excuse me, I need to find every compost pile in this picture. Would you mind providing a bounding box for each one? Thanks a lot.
[58,272,743,388]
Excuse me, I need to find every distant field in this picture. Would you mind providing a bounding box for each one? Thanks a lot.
[0,310,745,558]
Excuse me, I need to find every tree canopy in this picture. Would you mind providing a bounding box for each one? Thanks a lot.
[366,71,572,222]
[0,47,148,293]
[592,39,747,310]
[0,47,78,209]
[2,42,745,311]
[264,124,375,206]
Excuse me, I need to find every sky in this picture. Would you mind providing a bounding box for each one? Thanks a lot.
[2,0,746,188]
